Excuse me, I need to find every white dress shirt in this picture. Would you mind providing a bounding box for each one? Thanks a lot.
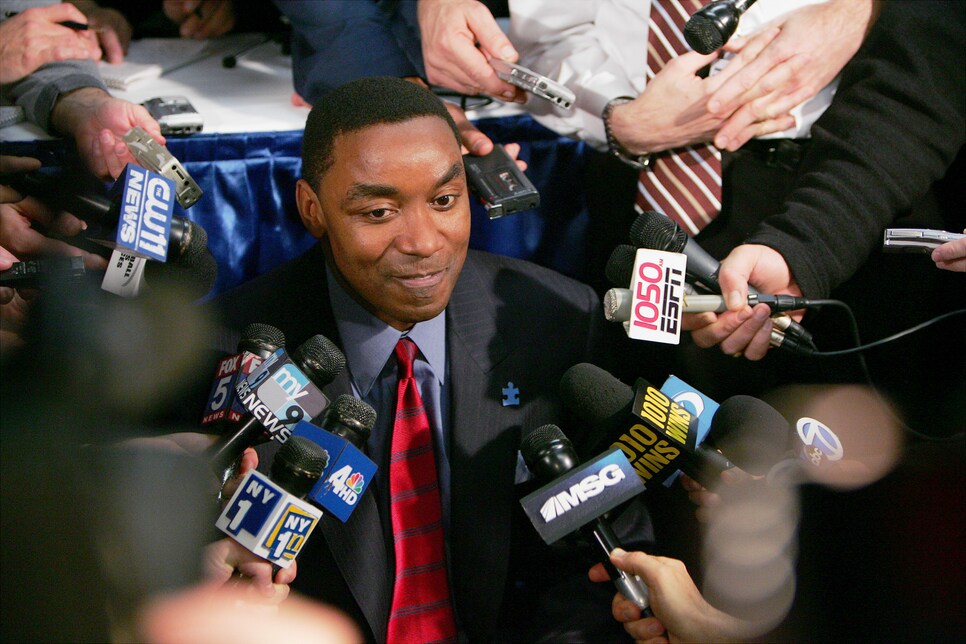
[509,0,837,151]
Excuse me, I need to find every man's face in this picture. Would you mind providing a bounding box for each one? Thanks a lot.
[298,116,470,331]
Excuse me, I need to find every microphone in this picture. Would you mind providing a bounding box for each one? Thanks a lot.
[604,287,728,321]
[292,394,379,522]
[102,219,218,298]
[629,210,814,349]
[0,257,87,289]
[216,435,328,568]
[605,244,637,287]
[202,323,286,427]
[520,424,652,612]
[604,244,796,350]
[313,393,376,448]
[11,166,218,297]
[683,0,759,55]
[603,288,821,321]
[559,363,788,488]
[208,334,346,483]
[10,166,205,264]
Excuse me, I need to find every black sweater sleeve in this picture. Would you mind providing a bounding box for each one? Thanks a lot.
[745,1,966,298]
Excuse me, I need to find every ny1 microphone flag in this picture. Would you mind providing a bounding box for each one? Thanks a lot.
[234,349,331,443]
[216,469,323,569]
[202,351,267,425]
[626,247,688,344]
[520,448,644,545]
[292,421,377,523]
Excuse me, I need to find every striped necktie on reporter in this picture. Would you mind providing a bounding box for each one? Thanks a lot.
[387,337,458,643]
[636,0,723,236]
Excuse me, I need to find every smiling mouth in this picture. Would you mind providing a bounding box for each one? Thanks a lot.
[394,269,446,290]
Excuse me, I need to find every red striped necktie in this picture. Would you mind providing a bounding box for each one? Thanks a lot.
[636,0,722,236]
[386,337,458,643]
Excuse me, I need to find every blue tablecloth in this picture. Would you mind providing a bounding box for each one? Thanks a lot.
[3,114,592,297]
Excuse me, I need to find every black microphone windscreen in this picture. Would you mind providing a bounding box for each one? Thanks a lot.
[630,211,687,253]
[320,397,371,448]
[709,395,790,475]
[144,245,217,298]
[559,362,634,429]
[292,335,346,388]
[331,394,376,431]
[605,244,638,287]
[684,15,726,54]
[238,322,285,354]
[271,435,329,497]
[520,423,567,462]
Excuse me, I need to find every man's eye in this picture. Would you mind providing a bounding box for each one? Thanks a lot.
[434,194,457,208]
[367,208,389,219]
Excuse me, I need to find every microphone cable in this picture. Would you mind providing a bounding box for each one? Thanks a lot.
[770,300,966,443]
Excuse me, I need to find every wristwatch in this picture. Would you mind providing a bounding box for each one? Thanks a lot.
[602,97,651,170]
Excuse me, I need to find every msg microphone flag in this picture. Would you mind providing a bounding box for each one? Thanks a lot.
[520,448,643,545]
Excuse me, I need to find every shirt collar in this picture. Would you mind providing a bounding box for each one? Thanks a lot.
[326,263,446,397]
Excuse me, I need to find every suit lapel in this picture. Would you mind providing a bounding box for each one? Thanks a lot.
[446,253,520,639]
[319,370,392,643]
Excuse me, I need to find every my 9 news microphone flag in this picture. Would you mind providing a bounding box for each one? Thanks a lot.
[207,335,344,483]
[233,346,333,442]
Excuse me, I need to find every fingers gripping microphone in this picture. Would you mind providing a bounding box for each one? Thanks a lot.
[683,0,759,54]
[521,425,653,612]
[630,211,815,350]
[13,166,179,261]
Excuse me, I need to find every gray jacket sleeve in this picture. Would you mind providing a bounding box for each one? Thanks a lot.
[4,60,107,132]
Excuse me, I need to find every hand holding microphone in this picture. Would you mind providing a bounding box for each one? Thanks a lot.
[627,210,814,358]
[203,536,297,603]
[589,548,752,643]
[520,424,653,613]
[215,435,328,574]
[691,243,805,361]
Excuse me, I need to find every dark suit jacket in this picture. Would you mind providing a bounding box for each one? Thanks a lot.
[274,0,423,105]
[213,244,621,642]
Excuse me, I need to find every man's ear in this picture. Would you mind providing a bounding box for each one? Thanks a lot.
[296,178,327,238]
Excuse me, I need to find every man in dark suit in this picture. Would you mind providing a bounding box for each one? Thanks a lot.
[212,76,642,642]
